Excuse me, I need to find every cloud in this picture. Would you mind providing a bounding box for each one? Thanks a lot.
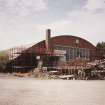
[0,0,48,50]
[0,0,105,50]
[39,0,105,45]
[0,0,47,16]
[84,0,105,11]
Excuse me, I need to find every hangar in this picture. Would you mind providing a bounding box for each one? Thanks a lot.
[7,29,96,72]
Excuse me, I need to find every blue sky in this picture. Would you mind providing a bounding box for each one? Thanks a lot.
[0,0,105,50]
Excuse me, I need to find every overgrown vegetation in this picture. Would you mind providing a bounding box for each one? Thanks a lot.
[0,51,9,71]
[96,42,105,59]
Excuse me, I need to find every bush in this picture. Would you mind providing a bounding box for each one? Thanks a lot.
[0,63,6,72]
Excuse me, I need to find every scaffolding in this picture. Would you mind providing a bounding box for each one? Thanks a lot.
[8,46,27,72]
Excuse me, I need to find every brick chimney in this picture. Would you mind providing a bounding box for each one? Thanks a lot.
[45,29,51,52]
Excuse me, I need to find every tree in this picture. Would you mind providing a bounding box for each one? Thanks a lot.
[96,42,105,59]
[0,51,9,71]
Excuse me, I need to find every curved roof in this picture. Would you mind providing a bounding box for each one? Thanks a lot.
[24,35,96,54]
[50,35,96,49]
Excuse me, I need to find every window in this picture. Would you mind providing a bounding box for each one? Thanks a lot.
[54,45,90,61]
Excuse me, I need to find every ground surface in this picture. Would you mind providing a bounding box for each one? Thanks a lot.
[0,74,105,105]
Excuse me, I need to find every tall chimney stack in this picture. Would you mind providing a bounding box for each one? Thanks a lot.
[46,29,51,52]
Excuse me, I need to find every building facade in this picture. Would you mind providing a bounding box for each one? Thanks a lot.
[6,29,97,72]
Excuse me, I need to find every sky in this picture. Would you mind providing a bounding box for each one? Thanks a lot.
[0,0,105,50]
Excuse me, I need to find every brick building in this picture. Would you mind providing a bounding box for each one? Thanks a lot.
[7,29,97,72]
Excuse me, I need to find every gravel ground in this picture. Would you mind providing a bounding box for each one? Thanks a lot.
[0,74,105,105]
